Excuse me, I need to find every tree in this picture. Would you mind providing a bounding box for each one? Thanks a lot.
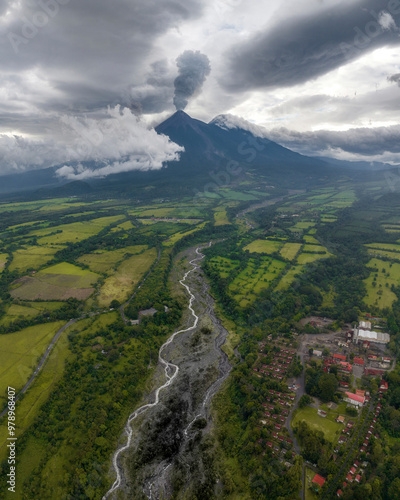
[317,373,338,402]
[299,395,312,408]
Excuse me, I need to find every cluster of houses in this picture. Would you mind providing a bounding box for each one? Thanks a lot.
[315,381,388,497]
[336,397,384,497]
[259,389,296,462]
[255,346,296,381]
[323,353,354,380]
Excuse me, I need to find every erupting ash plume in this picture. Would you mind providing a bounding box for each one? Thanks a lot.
[173,50,211,110]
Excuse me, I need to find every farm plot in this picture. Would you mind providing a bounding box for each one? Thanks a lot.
[0,321,65,400]
[365,243,400,252]
[9,245,62,273]
[98,248,157,306]
[289,221,315,233]
[297,244,331,265]
[279,243,302,261]
[0,304,40,326]
[364,258,400,308]
[77,245,148,274]
[111,220,135,232]
[29,215,124,245]
[11,263,99,301]
[229,258,286,307]
[214,207,230,226]
[244,239,283,254]
[275,265,304,291]
[162,222,206,247]
[208,256,240,279]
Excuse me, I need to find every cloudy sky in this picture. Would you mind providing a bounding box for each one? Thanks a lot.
[1,0,400,177]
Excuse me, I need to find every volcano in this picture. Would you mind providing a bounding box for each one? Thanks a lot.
[155,110,330,186]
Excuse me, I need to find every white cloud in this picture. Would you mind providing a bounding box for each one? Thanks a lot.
[378,11,397,31]
[0,106,183,177]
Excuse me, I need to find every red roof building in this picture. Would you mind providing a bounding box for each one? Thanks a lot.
[355,474,362,483]
[334,353,347,361]
[354,357,365,366]
[339,361,353,373]
[312,474,326,491]
[337,490,343,497]
[380,380,389,392]
[345,392,365,407]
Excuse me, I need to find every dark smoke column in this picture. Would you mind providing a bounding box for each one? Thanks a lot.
[173,50,211,111]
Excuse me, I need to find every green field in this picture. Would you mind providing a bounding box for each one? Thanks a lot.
[209,256,239,279]
[111,220,135,232]
[0,304,40,326]
[0,319,74,465]
[214,207,230,226]
[0,321,65,403]
[365,243,400,252]
[364,258,400,307]
[98,248,157,306]
[77,245,148,274]
[162,222,206,247]
[291,406,342,443]
[11,263,99,301]
[229,257,286,307]
[304,235,320,244]
[275,265,304,291]
[9,245,63,272]
[244,239,282,254]
[29,215,124,245]
[279,243,302,261]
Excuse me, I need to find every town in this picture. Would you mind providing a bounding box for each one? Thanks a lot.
[252,315,395,499]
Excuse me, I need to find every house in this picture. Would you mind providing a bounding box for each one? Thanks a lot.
[354,357,365,366]
[311,474,326,492]
[380,380,389,392]
[365,368,385,376]
[346,474,353,483]
[355,474,362,483]
[336,416,345,424]
[339,381,349,388]
[383,357,391,364]
[337,490,343,497]
[344,392,365,407]
[349,467,356,475]
[333,353,347,361]
[338,361,353,373]
[318,410,327,418]
[356,389,366,398]
[313,349,323,357]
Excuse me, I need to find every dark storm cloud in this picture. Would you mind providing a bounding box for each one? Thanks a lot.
[128,60,176,114]
[0,0,204,113]
[268,124,400,157]
[223,0,400,91]
[173,50,211,110]
[388,73,400,85]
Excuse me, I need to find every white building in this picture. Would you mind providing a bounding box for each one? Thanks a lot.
[353,328,390,345]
